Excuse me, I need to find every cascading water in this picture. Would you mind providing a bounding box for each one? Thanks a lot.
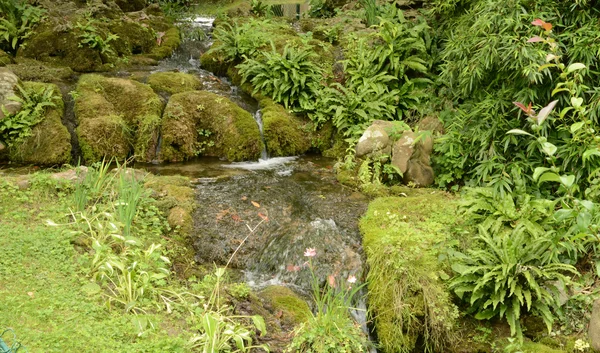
[254,109,269,160]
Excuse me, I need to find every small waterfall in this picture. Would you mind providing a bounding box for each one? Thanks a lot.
[254,109,268,160]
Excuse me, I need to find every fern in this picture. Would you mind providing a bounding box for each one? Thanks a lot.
[238,43,323,111]
[0,0,45,54]
[208,20,268,63]
[0,84,58,148]
[450,187,578,340]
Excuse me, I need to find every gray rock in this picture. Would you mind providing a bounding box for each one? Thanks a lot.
[417,116,444,134]
[356,125,391,157]
[590,299,600,351]
[0,68,21,120]
[51,166,89,182]
[391,131,416,174]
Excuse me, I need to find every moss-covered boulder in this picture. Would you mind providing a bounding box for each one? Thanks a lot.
[109,20,156,56]
[8,82,71,165]
[160,91,262,162]
[6,58,74,83]
[258,98,311,157]
[259,286,311,326]
[74,74,163,162]
[360,193,460,353]
[200,48,230,77]
[147,27,181,60]
[147,72,203,95]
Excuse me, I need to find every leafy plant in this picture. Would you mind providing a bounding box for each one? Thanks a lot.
[238,43,323,111]
[115,168,146,237]
[75,19,119,58]
[208,20,268,63]
[450,188,578,340]
[0,0,45,54]
[0,84,58,148]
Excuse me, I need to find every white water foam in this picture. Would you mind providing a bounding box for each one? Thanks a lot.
[221,157,298,170]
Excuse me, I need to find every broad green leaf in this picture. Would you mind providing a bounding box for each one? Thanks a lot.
[538,172,561,184]
[571,97,584,108]
[506,129,532,136]
[570,121,584,133]
[567,63,586,73]
[541,142,557,156]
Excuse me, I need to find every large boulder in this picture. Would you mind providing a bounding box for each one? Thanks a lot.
[355,123,391,158]
[147,72,203,95]
[7,82,71,165]
[590,299,600,351]
[259,98,311,157]
[159,91,263,162]
[74,74,163,162]
[391,131,415,174]
[0,68,21,120]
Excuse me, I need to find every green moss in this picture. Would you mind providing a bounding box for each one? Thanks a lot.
[260,286,311,325]
[7,58,74,83]
[147,72,202,95]
[200,47,230,76]
[148,27,181,60]
[74,74,163,162]
[520,342,567,353]
[258,98,311,157]
[160,91,262,162]
[9,82,71,165]
[18,23,105,72]
[360,193,461,353]
[109,20,156,56]
[323,131,348,158]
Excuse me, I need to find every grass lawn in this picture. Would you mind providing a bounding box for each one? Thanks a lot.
[0,178,187,352]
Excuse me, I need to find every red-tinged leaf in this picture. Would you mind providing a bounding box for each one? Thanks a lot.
[251,201,260,208]
[232,214,242,222]
[527,36,544,43]
[542,22,552,31]
[258,212,269,222]
[216,209,230,221]
[275,310,283,318]
[286,264,301,272]
[327,275,337,288]
[531,19,545,27]
[513,101,528,112]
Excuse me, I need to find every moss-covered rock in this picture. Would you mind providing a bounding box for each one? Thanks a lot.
[18,23,105,72]
[259,286,311,326]
[200,47,230,76]
[360,193,460,353]
[147,72,203,95]
[147,27,181,60]
[258,98,311,157]
[74,74,163,162]
[6,58,74,83]
[160,91,262,162]
[109,20,156,56]
[8,82,71,165]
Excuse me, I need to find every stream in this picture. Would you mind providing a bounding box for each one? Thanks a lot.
[140,13,376,346]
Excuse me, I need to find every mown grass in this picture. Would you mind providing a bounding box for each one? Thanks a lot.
[0,177,187,352]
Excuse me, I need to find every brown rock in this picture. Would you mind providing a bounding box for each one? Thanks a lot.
[0,68,21,120]
[391,131,416,174]
[417,116,444,134]
[404,159,434,187]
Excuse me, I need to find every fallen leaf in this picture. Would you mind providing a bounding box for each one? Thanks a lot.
[258,212,269,222]
[327,275,337,288]
[275,310,283,318]
[232,214,242,222]
[27,291,34,298]
[216,209,230,221]
[251,201,260,208]
[241,196,248,201]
